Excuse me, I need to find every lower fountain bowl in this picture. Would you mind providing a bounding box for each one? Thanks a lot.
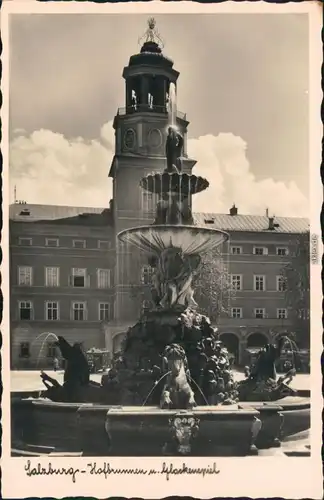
[11,393,310,457]
[117,225,229,255]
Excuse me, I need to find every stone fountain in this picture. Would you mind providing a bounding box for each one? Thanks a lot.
[11,122,311,458]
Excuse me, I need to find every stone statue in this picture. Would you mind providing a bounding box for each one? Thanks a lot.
[160,344,196,409]
[151,247,201,308]
[249,336,287,382]
[238,335,297,401]
[196,337,238,405]
[165,127,184,173]
[154,193,194,226]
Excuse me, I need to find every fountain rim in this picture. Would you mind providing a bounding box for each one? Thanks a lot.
[139,172,210,195]
[117,224,230,244]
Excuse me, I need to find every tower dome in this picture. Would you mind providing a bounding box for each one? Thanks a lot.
[121,18,180,116]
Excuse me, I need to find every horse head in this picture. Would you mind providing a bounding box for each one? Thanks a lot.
[163,343,187,376]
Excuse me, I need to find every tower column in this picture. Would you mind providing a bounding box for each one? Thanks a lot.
[141,76,149,109]
[126,80,133,110]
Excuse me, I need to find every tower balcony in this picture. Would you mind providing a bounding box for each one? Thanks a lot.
[116,104,187,121]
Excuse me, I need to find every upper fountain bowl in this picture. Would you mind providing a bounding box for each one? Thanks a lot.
[140,172,209,195]
[118,225,229,255]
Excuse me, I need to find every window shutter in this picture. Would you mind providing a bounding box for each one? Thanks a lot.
[68,275,72,287]
[87,275,90,288]
[264,247,268,255]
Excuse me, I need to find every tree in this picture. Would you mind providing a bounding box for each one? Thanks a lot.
[193,250,234,322]
[281,232,310,348]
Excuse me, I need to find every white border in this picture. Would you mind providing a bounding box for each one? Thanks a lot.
[1,2,323,499]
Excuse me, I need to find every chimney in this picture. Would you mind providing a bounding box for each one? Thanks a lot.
[265,208,269,218]
[268,216,279,230]
[229,204,238,216]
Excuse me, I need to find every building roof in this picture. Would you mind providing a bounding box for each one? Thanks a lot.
[9,203,112,226]
[193,212,309,234]
[9,203,309,233]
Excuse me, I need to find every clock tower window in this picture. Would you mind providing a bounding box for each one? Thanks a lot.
[123,19,177,116]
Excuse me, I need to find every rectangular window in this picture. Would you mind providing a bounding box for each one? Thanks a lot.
[231,307,242,319]
[253,247,268,256]
[99,302,110,321]
[72,302,87,321]
[277,308,288,319]
[70,268,88,287]
[19,342,30,358]
[142,191,155,212]
[45,238,59,247]
[141,265,154,285]
[45,301,59,321]
[47,342,57,358]
[276,275,287,292]
[276,247,288,256]
[97,269,111,289]
[98,240,111,250]
[45,267,60,287]
[254,308,265,319]
[18,237,32,246]
[73,239,86,249]
[142,300,153,313]
[254,275,266,291]
[298,308,310,320]
[231,274,242,291]
[18,266,33,286]
[19,301,33,320]
[230,246,242,255]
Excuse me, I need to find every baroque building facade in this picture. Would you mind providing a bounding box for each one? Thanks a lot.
[9,35,309,368]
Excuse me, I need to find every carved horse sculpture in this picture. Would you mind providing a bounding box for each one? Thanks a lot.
[160,344,196,410]
[238,335,297,401]
[249,335,288,382]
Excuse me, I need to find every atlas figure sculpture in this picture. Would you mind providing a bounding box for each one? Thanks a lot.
[165,126,184,173]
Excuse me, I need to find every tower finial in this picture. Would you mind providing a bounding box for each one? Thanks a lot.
[138,17,164,50]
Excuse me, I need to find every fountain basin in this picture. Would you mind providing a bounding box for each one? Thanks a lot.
[239,396,311,449]
[118,225,229,255]
[11,394,310,457]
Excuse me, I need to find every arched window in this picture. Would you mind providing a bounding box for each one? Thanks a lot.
[219,333,239,363]
[247,332,268,348]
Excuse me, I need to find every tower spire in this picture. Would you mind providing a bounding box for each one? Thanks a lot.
[138,17,164,50]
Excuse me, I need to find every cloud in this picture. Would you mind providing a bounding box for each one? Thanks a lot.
[9,124,308,217]
[9,122,114,207]
[189,132,309,217]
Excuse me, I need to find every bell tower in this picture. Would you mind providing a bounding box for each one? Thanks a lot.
[109,19,196,327]
[109,18,196,232]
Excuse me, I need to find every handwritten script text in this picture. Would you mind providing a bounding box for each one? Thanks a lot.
[24,460,220,483]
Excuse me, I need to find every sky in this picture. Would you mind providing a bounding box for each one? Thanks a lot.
[8,13,309,217]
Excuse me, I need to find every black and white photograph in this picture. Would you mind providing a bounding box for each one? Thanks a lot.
[1,2,322,499]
